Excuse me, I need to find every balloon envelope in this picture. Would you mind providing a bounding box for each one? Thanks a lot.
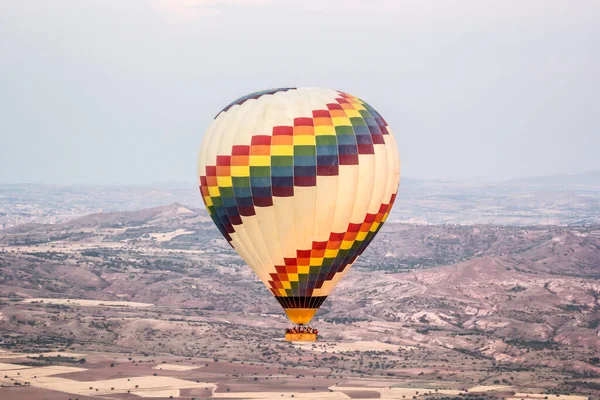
[198,87,400,324]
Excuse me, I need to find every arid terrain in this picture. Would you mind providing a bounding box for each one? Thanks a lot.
[0,182,599,399]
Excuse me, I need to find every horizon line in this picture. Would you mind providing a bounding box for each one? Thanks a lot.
[0,169,598,188]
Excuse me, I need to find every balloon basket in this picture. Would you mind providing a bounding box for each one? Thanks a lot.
[285,333,317,342]
[285,325,318,341]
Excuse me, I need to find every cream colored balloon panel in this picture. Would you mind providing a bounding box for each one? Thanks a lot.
[198,88,399,302]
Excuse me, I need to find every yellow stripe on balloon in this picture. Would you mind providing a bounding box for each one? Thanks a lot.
[298,265,310,274]
[325,249,339,258]
[217,176,232,187]
[271,145,293,156]
[208,186,220,197]
[249,155,271,166]
[340,240,353,250]
[344,109,362,118]
[230,166,250,176]
[332,117,351,126]
[293,135,316,146]
[310,257,324,266]
[356,230,368,241]
[315,125,336,135]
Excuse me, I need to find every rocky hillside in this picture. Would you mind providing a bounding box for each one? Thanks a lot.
[0,204,598,379]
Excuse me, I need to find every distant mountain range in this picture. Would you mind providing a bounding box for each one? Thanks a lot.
[1,170,599,230]
[3,169,599,190]
[399,170,600,188]
[500,169,600,188]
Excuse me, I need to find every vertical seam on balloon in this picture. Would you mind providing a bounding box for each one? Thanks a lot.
[229,97,274,288]
[242,97,280,304]
[361,127,390,271]
[202,104,237,242]
[227,100,271,284]
[290,88,302,309]
[337,93,363,275]
[326,93,361,287]
[265,103,293,313]
[271,91,299,310]
[393,132,401,197]
[385,132,400,206]
[216,111,263,292]
[256,96,288,310]
[316,130,343,289]
[314,98,341,297]
[338,104,383,274]
[375,128,397,237]
[301,88,317,310]
[215,108,251,262]
[334,94,380,276]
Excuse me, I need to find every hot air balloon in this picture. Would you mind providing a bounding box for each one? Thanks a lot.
[198,88,400,341]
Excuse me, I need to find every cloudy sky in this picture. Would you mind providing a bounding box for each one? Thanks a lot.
[1,0,598,184]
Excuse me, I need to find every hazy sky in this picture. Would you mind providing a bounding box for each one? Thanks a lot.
[1,0,598,184]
